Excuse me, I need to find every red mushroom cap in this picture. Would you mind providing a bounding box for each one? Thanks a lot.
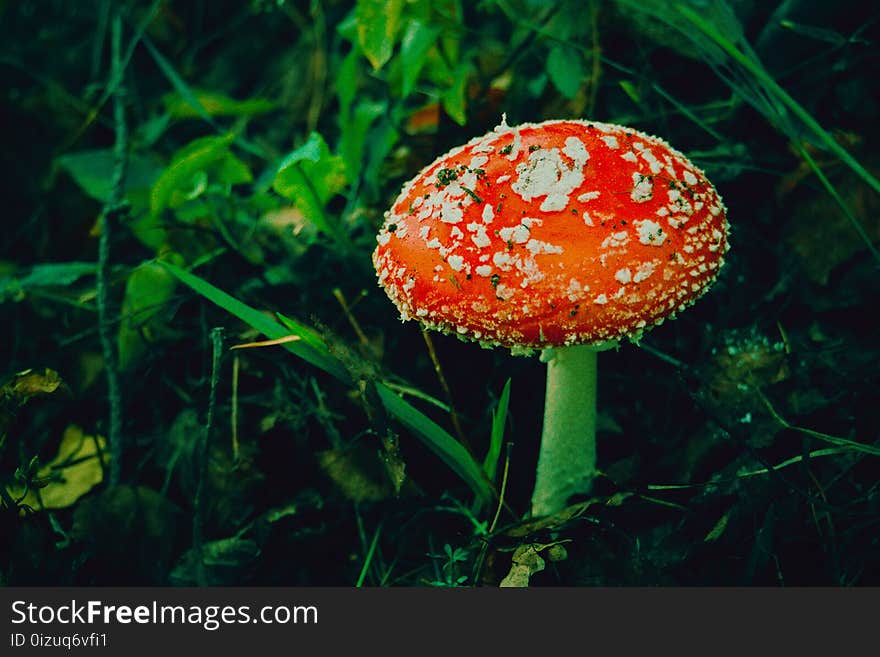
[372,118,729,349]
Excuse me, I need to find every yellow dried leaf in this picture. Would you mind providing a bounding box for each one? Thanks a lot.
[8,425,107,510]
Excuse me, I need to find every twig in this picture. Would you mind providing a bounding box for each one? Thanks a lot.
[420,328,472,454]
[193,327,224,586]
[98,7,129,486]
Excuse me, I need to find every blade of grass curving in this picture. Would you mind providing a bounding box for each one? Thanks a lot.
[794,142,880,264]
[647,447,849,490]
[756,389,880,457]
[381,381,451,412]
[142,36,267,160]
[161,261,351,383]
[375,382,492,505]
[162,261,491,500]
[675,3,880,198]
[483,378,511,481]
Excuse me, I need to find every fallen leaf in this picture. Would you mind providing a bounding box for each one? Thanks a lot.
[8,425,107,510]
[499,544,546,587]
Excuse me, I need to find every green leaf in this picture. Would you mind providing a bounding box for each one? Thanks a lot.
[17,262,96,288]
[57,150,161,203]
[399,19,440,97]
[356,0,405,70]
[335,47,361,120]
[150,134,236,218]
[442,60,471,126]
[547,44,584,99]
[339,100,387,175]
[162,89,276,119]
[618,79,642,104]
[273,133,348,242]
[1,262,97,302]
[118,260,179,370]
[483,378,511,481]
[375,382,491,505]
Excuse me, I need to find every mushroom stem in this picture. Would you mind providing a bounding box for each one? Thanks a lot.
[531,344,598,517]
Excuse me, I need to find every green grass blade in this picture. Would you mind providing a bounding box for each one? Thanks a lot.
[162,261,491,501]
[160,261,352,383]
[794,143,880,264]
[375,382,492,505]
[675,3,880,198]
[142,36,267,160]
[483,378,511,481]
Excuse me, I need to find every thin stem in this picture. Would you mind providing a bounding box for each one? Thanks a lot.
[193,327,224,586]
[99,7,128,486]
[530,344,598,517]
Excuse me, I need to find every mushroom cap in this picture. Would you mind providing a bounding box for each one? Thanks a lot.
[372,118,729,349]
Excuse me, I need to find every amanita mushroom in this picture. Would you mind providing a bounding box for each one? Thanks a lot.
[372,118,729,517]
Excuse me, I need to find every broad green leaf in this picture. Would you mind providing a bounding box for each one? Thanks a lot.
[483,378,511,481]
[273,133,348,242]
[274,133,347,203]
[356,0,405,70]
[118,259,179,370]
[399,20,440,97]
[547,44,584,99]
[57,150,161,203]
[162,89,276,119]
[375,382,491,505]
[150,134,235,218]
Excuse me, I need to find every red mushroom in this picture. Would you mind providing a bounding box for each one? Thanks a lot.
[373,117,729,516]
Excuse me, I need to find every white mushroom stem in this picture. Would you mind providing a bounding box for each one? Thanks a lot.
[530,344,599,517]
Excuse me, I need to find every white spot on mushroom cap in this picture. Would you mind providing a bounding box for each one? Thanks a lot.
[466,222,491,248]
[499,224,530,244]
[525,239,563,255]
[634,219,667,246]
[633,260,656,283]
[562,137,590,167]
[512,148,585,213]
[601,231,630,249]
[631,172,653,203]
[615,268,632,284]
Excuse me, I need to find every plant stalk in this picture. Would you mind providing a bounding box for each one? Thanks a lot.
[530,344,598,517]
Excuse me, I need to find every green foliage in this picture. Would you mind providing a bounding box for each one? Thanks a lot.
[57,150,161,204]
[118,259,180,370]
[356,0,406,70]
[547,44,584,99]
[273,133,348,245]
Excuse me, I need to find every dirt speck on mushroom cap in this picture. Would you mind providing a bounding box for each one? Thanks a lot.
[373,119,730,348]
